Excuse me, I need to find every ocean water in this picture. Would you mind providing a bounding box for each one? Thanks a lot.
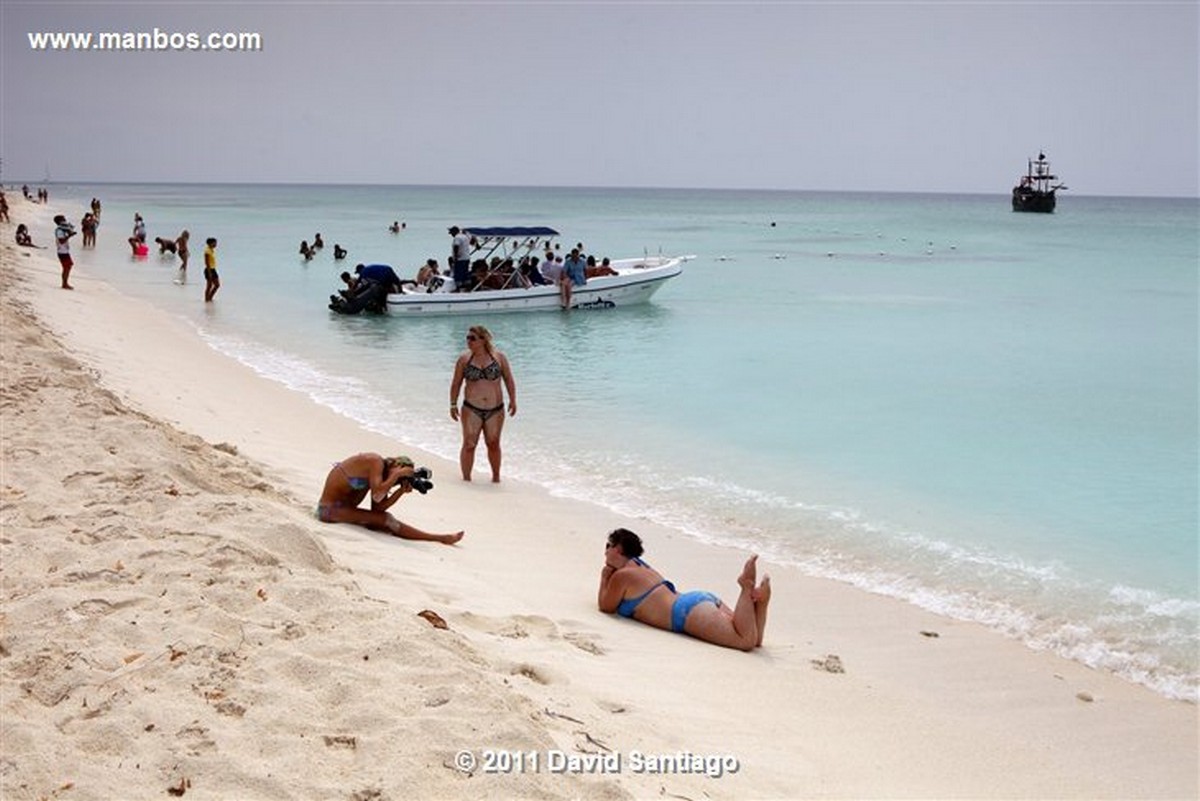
[42,183,1199,701]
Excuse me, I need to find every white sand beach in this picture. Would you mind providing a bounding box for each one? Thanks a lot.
[2,196,1196,800]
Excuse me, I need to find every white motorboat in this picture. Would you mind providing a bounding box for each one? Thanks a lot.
[383,226,687,316]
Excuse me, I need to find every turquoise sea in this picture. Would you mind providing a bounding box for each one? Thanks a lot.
[38,183,1199,701]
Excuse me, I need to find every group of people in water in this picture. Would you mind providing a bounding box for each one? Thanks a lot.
[16,197,221,302]
[314,323,771,650]
[117,209,222,301]
[300,232,349,261]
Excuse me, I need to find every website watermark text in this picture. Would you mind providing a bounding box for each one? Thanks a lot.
[28,28,263,53]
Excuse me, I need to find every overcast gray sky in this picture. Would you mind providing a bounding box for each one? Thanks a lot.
[3,1,1197,196]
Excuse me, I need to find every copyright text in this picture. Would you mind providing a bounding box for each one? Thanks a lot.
[454,748,740,778]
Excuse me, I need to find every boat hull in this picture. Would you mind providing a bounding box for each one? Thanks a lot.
[384,257,684,316]
[1012,188,1057,213]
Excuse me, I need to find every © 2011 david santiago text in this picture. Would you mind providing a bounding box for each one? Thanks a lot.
[453,748,741,778]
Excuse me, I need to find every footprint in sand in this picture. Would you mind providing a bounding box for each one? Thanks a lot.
[509,663,554,685]
[460,613,604,656]
[811,654,845,674]
[563,632,605,655]
[597,699,628,714]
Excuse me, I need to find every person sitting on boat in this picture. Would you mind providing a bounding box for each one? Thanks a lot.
[520,256,551,286]
[586,255,618,279]
[415,258,441,289]
[494,258,527,289]
[561,247,587,308]
[541,255,564,286]
[598,528,771,651]
[469,260,511,291]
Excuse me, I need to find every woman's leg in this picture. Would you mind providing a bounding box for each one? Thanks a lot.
[682,556,760,651]
[481,410,505,482]
[459,407,484,480]
[753,575,771,647]
[326,505,462,544]
[730,555,761,647]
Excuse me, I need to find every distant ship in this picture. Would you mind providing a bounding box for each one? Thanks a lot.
[1012,152,1066,213]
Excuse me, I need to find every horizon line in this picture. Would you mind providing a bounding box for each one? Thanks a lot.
[3,178,1197,201]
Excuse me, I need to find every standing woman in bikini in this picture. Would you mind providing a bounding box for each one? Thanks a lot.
[450,325,518,482]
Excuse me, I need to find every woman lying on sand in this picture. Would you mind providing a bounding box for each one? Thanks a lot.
[598,528,770,650]
[316,452,463,544]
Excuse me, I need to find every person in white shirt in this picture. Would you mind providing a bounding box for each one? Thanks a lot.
[54,214,76,289]
[449,226,472,290]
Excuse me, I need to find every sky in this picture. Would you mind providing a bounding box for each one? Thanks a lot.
[2,1,1197,197]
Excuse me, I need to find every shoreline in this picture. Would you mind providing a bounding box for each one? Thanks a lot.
[2,196,1196,799]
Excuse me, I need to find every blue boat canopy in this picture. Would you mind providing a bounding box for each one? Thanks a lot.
[463,226,559,237]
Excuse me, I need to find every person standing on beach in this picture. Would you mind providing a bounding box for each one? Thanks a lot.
[449,325,518,482]
[175,230,190,283]
[53,214,76,290]
[203,237,220,302]
[316,453,463,544]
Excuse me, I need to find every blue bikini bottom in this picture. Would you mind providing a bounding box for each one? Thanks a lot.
[671,591,720,633]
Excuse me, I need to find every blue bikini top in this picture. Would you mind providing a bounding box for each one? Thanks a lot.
[615,558,676,618]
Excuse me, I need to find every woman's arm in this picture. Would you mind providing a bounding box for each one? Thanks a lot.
[449,354,466,421]
[598,564,623,613]
[372,471,411,511]
[500,353,518,416]
[369,457,406,505]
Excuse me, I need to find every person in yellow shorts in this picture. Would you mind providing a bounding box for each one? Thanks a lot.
[203,237,220,302]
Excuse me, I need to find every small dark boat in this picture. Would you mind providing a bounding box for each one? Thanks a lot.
[1012,152,1066,213]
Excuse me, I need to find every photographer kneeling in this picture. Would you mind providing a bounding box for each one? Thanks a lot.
[316,452,463,545]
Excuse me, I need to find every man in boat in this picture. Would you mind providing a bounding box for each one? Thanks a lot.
[449,226,472,290]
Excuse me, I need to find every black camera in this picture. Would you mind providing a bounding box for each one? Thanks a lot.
[406,466,434,494]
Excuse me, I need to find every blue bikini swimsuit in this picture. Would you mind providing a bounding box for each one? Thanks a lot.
[615,558,721,634]
[316,461,370,522]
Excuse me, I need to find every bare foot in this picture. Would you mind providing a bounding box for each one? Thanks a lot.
[752,574,771,604]
[61,284,73,290]
[738,555,758,590]
[440,531,464,545]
